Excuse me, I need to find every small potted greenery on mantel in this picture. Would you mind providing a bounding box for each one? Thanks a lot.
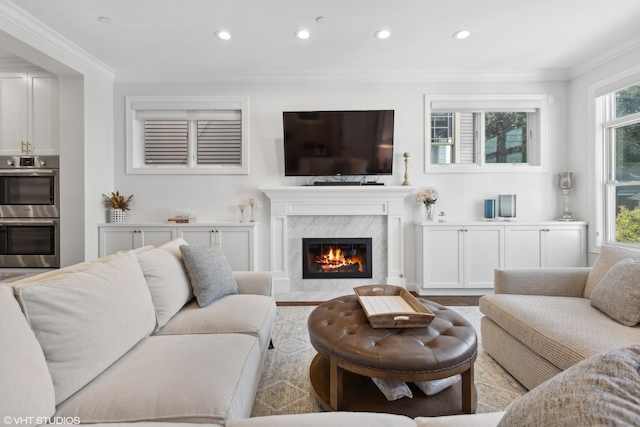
[102,191,133,223]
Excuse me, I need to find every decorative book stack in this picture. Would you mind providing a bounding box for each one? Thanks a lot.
[165,217,196,224]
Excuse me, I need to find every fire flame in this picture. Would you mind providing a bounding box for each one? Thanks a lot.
[315,246,363,272]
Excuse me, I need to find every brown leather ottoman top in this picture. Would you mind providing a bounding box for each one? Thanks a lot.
[308,295,477,375]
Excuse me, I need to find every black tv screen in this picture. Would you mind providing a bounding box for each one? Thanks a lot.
[283,110,394,176]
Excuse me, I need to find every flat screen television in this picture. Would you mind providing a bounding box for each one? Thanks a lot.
[283,110,394,176]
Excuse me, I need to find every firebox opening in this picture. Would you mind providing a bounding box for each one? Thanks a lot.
[302,238,373,279]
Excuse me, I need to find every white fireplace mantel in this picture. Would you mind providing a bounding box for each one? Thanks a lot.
[260,186,414,294]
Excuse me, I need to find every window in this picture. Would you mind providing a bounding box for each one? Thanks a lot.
[126,96,248,174]
[599,82,640,247]
[424,95,547,172]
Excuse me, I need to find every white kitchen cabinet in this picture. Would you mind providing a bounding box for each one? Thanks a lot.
[98,223,257,271]
[504,224,587,268]
[0,71,57,154]
[416,224,504,290]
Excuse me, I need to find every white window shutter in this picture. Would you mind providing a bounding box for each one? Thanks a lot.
[197,118,242,165]
[144,120,189,165]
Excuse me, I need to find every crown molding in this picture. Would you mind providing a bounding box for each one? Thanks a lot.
[568,36,640,80]
[0,0,115,81]
[115,68,569,84]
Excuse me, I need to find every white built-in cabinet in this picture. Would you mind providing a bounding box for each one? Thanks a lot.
[98,223,258,271]
[0,71,57,154]
[415,221,587,292]
[503,225,588,268]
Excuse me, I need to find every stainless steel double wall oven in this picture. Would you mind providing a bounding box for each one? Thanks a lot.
[0,155,60,268]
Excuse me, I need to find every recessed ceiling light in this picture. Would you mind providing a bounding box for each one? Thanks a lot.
[294,29,310,40]
[97,16,111,24]
[374,29,391,40]
[453,29,471,40]
[215,30,231,40]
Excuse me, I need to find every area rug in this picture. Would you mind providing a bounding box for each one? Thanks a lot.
[251,306,527,417]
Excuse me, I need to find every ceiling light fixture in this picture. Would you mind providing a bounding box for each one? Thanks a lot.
[374,29,391,40]
[452,29,471,40]
[294,29,310,40]
[215,30,231,41]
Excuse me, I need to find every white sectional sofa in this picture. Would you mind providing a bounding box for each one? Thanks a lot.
[1,238,276,426]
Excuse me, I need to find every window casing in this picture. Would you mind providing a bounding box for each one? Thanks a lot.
[126,96,248,175]
[424,94,547,172]
[599,83,640,247]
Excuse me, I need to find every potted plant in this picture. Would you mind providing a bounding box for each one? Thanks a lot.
[102,191,133,223]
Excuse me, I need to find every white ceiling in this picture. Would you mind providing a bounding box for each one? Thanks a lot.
[6,0,640,81]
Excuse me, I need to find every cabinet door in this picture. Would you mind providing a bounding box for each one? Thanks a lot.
[464,226,504,288]
[0,73,27,153]
[543,226,587,267]
[421,226,464,289]
[217,227,254,271]
[139,228,176,248]
[504,226,542,268]
[28,72,57,154]
[99,227,139,257]
[178,227,217,246]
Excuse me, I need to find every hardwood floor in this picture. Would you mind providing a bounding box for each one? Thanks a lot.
[276,294,481,307]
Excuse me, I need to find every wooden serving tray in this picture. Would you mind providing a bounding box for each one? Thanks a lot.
[354,285,436,328]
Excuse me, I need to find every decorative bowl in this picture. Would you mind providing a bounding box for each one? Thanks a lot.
[172,207,192,219]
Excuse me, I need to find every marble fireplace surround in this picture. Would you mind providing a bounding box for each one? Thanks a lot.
[260,186,414,294]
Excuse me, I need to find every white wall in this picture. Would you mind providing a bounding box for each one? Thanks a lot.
[0,6,115,265]
[114,80,568,285]
[568,46,640,262]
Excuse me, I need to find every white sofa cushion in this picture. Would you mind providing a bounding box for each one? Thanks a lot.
[137,238,193,328]
[16,251,156,405]
[55,334,262,424]
[415,412,505,427]
[227,412,417,427]
[0,285,55,424]
[157,294,277,351]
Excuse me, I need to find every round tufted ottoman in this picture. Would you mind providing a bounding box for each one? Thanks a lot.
[307,295,477,417]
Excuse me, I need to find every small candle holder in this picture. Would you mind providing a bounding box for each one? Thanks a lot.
[238,204,247,222]
[559,172,574,221]
[402,152,410,186]
[249,198,256,222]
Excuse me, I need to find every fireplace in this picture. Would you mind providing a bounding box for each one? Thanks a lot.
[302,238,373,279]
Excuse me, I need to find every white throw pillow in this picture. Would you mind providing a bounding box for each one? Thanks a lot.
[137,238,193,328]
[16,252,156,404]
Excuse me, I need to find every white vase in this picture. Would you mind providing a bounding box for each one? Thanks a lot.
[424,204,435,221]
[110,209,126,223]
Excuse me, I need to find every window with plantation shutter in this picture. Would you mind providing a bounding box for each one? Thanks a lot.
[197,115,242,165]
[144,120,189,165]
[126,96,248,175]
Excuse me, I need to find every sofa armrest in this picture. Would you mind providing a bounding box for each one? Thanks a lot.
[233,271,273,296]
[494,268,591,297]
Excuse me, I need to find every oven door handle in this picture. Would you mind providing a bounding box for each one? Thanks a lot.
[0,220,58,226]
[0,169,57,175]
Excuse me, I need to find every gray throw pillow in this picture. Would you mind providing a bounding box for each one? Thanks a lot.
[179,245,238,307]
[497,345,640,427]
[590,256,640,326]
